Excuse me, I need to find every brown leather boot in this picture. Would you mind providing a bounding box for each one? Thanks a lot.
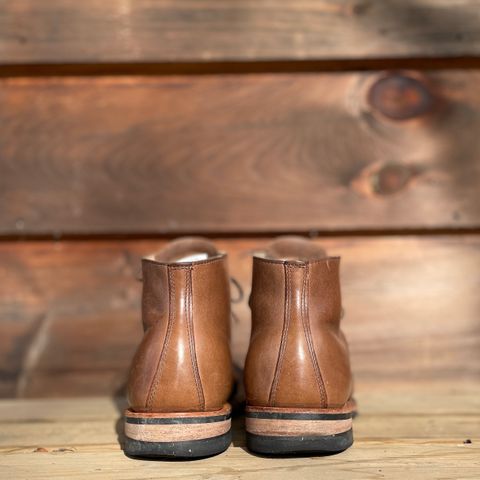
[124,238,234,458]
[244,236,355,455]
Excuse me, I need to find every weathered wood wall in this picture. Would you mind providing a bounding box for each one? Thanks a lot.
[1,237,479,398]
[0,0,479,397]
[1,71,480,235]
[2,0,480,65]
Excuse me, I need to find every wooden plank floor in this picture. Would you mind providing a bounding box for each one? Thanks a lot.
[1,385,478,479]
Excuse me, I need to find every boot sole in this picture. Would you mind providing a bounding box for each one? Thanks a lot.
[245,400,355,456]
[124,403,231,458]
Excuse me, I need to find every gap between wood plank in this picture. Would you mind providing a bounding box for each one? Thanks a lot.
[1,227,480,243]
[2,57,480,78]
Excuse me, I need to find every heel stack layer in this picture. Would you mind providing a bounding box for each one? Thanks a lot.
[124,403,231,458]
[245,402,355,455]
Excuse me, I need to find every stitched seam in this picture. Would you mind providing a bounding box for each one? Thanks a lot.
[143,255,226,268]
[253,257,340,266]
[307,257,340,265]
[146,267,176,408]
[301,265,328,407]
[186,267,205,410]
[252,258,289,265]
[268,264,291,406]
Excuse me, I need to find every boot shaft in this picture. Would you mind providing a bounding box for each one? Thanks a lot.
[245,241,352,409]
[127,239,233,413]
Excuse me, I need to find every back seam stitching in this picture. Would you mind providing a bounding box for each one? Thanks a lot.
[186,267,205,410]
[146,267,176,408]
[268,263,291,406]
[301,265,328,407]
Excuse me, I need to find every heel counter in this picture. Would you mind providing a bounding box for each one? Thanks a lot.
[245,261,326,408]
[127,323,164,410]
[269,264,326,408]
[244,259,286,406]
[128,266,204,412]
[128,259,170,410]
[191,258,233,410]
[309,259,353,407]
[313,329,353,407]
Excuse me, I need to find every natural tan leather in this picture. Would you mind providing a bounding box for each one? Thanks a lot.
[127,238,233,413]
[244,236,353,409]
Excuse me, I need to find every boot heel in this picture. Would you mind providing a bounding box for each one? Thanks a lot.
[124,403,231,458]
[245,403,355,455]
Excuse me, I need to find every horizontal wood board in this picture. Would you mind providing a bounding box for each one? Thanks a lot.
[0,235,479,398]
[1,71,480,235]
[2,1,480,65]
[0,391,479,479]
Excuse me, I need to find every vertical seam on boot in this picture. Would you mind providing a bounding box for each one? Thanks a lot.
[146,267,175,409]
[186,266,205,410]
[268,263,291,406]
[301,265,328,407]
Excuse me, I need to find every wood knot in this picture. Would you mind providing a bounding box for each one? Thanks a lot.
[350,1,371,16]
[371,163,420,195]
[352,162,422,197]
[367,73,436,121]
[34,447,49,453]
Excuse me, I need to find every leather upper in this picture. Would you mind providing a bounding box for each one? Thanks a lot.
[244,236,353,409]
[127,238,233,413]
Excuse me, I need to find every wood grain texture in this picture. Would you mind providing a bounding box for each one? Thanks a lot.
[124,420,231,443]
[2,0,480,65]
[0,235,479,398]
[2,71,480,235]
[245,417,353,436]
[0,391,479,479]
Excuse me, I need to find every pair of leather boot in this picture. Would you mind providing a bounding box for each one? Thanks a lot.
[124,236,355,458]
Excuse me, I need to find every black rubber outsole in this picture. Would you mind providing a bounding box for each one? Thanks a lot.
[124,431,231,459]
[246,429,353,456]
